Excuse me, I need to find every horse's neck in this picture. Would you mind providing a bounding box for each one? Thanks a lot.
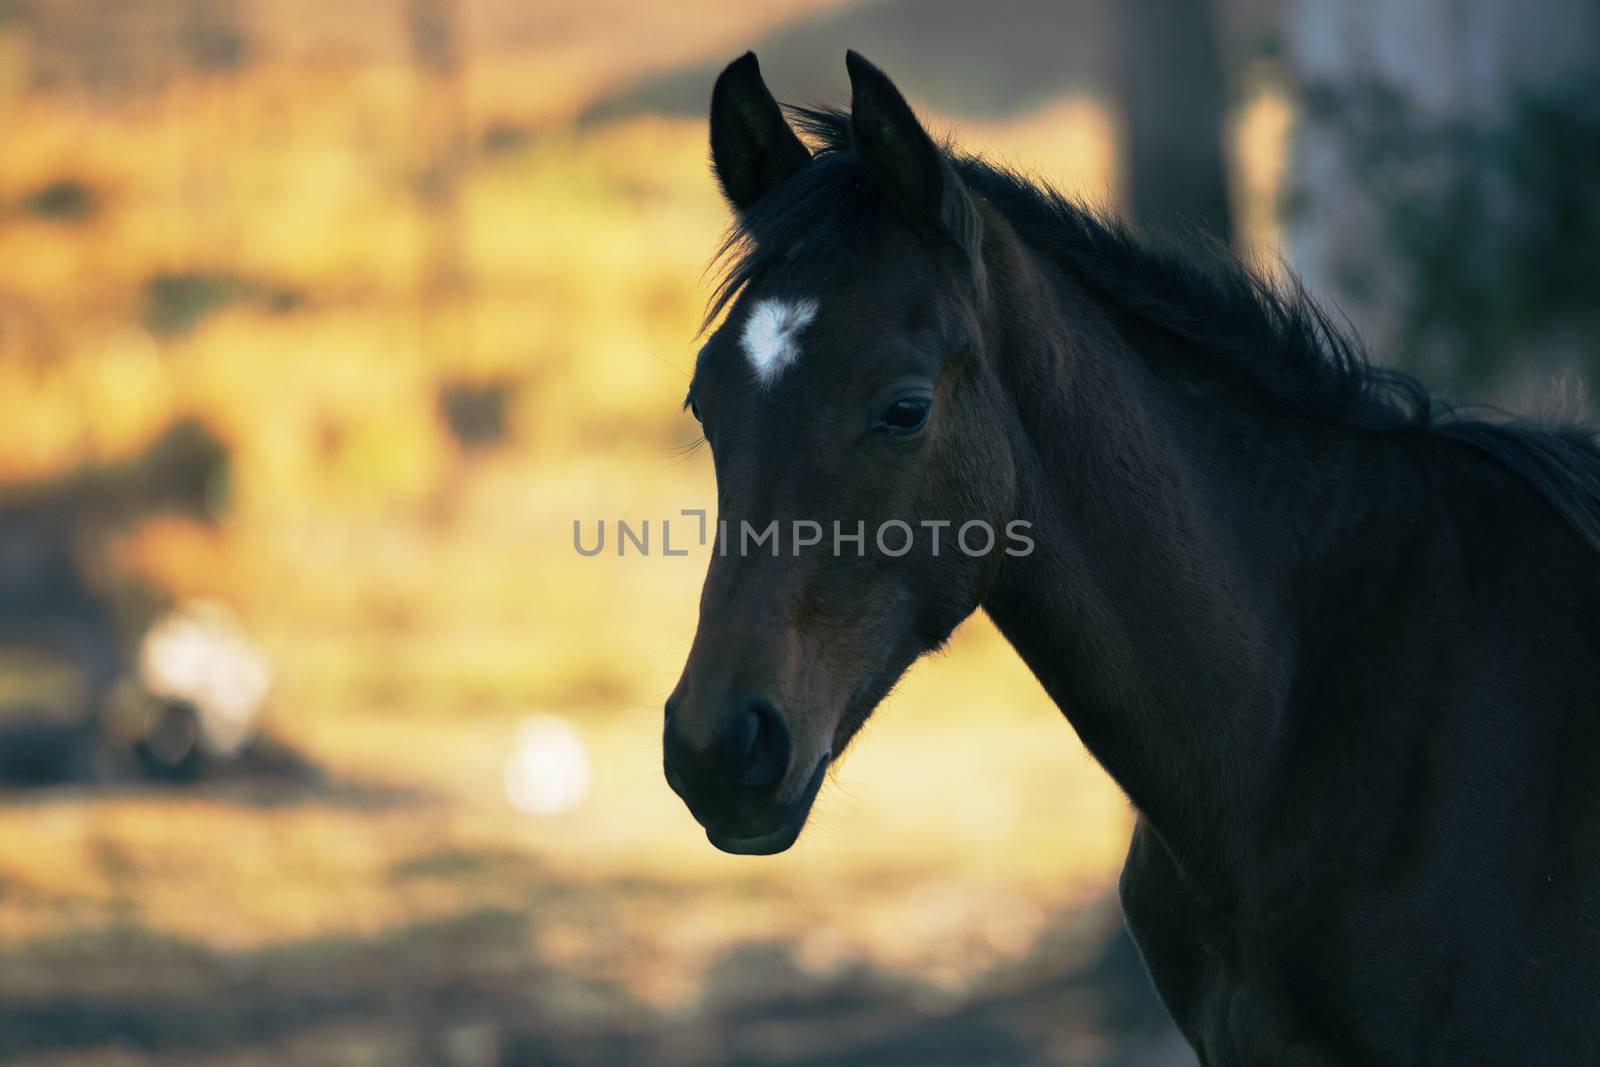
[978,257,1378,893]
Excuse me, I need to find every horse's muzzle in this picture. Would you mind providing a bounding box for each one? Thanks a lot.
[663,694,830,854]
[700,753,830,855]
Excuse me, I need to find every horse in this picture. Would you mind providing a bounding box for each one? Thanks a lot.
[662,51,1600,1064]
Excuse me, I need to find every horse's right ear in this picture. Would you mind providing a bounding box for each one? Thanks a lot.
[845,50,979,256]
[709,52,811,213]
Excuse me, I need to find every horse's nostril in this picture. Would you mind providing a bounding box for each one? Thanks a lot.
[729,706,760,764]
[667,698,793,797]
[738,703,792,791]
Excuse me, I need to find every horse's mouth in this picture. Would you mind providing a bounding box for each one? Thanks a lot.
[705,754,831,856]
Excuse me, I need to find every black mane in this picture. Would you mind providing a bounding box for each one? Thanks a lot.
[709,104,1600,553]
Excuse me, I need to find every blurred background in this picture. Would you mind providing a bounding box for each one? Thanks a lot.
[0,1,1595,1065]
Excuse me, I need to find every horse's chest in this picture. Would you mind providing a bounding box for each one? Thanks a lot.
[1118,823,1343,1066]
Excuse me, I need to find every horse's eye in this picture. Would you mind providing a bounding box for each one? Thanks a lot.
[879,396,931,434]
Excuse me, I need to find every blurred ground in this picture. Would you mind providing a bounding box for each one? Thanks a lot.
[0,1,1302,1062]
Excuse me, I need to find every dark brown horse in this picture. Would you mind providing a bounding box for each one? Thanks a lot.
[664,51,1600,1064]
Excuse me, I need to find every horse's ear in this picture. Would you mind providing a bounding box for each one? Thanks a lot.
[845,50,979,254]
[709,52,811,212]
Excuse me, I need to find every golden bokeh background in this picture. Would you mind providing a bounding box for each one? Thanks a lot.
[0,3,1296,1064]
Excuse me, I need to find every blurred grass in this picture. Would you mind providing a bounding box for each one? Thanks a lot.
[0,3,1289,1062]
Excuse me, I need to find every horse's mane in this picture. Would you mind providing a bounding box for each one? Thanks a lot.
[708,104,1600,553]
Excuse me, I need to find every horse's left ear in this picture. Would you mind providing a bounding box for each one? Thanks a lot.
[710,52,812,213]
[846,50,980,256]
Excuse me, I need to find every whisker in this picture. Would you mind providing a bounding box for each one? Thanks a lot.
[662,436,708,466]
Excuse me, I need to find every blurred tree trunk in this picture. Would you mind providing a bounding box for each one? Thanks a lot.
[1115,0,1235,246]
[1285,0,1600,395]
[407,0,469,344]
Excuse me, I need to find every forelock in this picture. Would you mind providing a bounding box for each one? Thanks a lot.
[704,148,880,334]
